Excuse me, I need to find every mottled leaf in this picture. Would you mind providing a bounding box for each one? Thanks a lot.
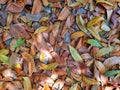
[13,37,25,48]
[23,77,32,90]
[40,62,58,70]
[69,45,83,62]
[96,46,114,57]
[104,70,120,76]
[87,39,102,47]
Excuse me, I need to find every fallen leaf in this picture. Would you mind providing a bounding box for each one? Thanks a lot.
[96,46,114,57]
[40,62,58,70]
[52,79,64,90]
[23,77,32,90]
[69,2,81,7]
[87,17,104,28]
[0,53,9,64]
[34,26,48,34]
[13,37,25,48]
[87,39,102,47]
[26,13,42,21]
[71,31,85,39]
[69,45,83,62]
[58,7,70,20]
[44,83,50,90]
[31,0,42,14]
[104,70,120,76]
[69,83,78,90]
[82,75,100,85]
[0,49,9,55]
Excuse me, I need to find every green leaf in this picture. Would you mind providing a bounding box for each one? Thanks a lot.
[87,39,102,47]
[87,17,104,28]
[104,70,120,76]
[97,46,114,57]
[13,37,25,48]
[69,83,78,90]
[0,53,9,64]
[69,45,83,62]
[23,77,32,90]
[40,62,58,70]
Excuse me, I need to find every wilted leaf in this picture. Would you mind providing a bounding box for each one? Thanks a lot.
[76,15,88,34]
[34,26,48,34]
[13,37,25,48]
[69,45,83,62]
[40,62,58,70]
[23,77,32,90]
[0,53,9,64]
[87,39,102,47]
[96,46,114,57]
[87,17,104,28]
[0,49,9,55]
[82,76,100,85]
[104,70,120,76]
[69,83,78,90]
[104,56,120,68]
[58,7,70,20]
[71,31,85,39]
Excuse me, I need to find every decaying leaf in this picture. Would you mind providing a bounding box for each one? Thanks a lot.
[34,26,48,34]
[69,45,83,62]
[23,77,32,90]
[96,46,114,57]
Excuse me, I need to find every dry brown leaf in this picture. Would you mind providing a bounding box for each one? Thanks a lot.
[58,7,70,20]
[49,32,55,46]
[31,0,42,14]
[104,56,120,68]
[5,2,25,13]
[52,79,64,90]
[22,52,36,76]
[0,0,8,4]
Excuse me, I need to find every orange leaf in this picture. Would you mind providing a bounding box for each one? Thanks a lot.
[44,83,50,90]
[71,31,85,39]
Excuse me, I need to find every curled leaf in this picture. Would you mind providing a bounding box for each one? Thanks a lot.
[40,62,58,70]
[71,31,85,39]
[104,70,120,76]
[69,45,83,62]
[23,77,32,90]
[96,0,113,6]
[34,26,48,34]
[87,39,102,47]
[97,46,114,57]
[87,17,104,28]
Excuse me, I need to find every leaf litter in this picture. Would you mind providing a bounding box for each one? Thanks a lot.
[0,0,120,90]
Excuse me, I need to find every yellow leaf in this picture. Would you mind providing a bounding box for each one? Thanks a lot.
[69,83,78,90]
[96,0,113,6]
[34,26,48,34]
[40,52,46,62]
[87,17,104,28]
[82,76,100,85]
[71,31,85,39]
[0,49,9,55]
[40,62,58,70]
